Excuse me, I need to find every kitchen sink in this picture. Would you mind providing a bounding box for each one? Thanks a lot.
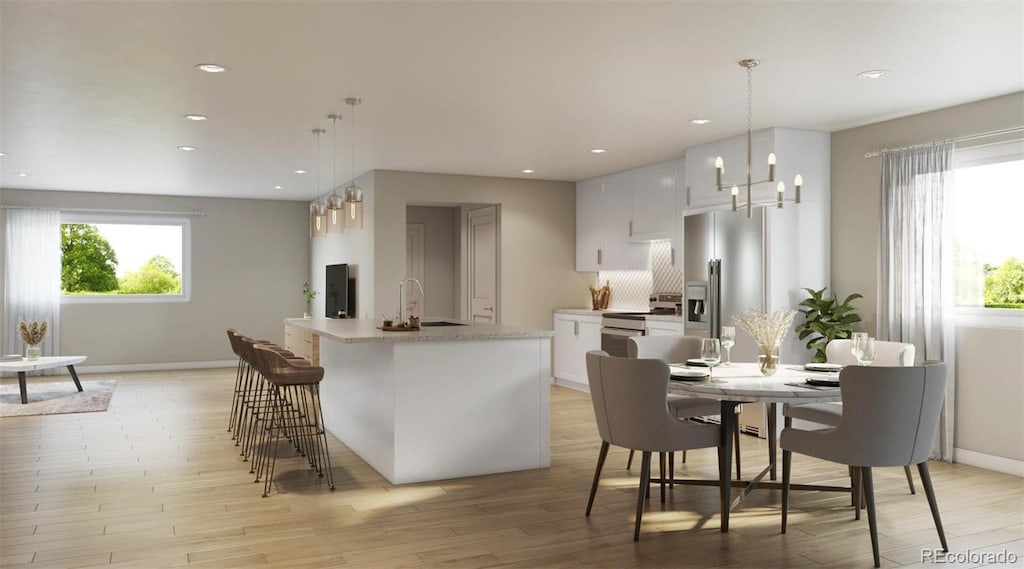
[419,321,468,327]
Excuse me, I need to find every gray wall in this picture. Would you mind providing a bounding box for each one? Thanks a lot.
[1,189,309,366]
[406,205,458,319]
[831,91,1024,463]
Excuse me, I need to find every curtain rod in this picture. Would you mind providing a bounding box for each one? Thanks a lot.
[0,206,205,216]
[864,126,1024,158]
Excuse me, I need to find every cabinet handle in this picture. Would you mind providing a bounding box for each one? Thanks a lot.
[629,220,633,237]
[686,186,691,207]
[574,321,579,335]
[671,247,676,266]
[597,249,603,265]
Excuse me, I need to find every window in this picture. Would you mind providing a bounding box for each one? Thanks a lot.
[954,139,1024,318]
[60,214,191,303]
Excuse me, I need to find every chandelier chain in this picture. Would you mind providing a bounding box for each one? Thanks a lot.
[746,64,753,134]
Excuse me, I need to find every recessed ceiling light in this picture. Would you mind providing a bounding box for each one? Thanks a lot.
[589,148,607,154]
[0,152,7,157]
[273,185,284,190]
[293,169,308,174]
[857,69,891,79]
[14,172,28,177]
[689,118,711,125]
[177,145,197,151]
[184,114,208,121]
[521,169,535,174]
[195,63,227,73]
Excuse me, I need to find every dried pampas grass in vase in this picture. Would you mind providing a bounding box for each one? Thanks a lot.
[17,319,48,360]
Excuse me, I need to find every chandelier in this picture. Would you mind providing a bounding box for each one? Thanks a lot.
[343,97,364,229]
[714,59,802,218]
[309,128,327,238]
[325,113,345,234]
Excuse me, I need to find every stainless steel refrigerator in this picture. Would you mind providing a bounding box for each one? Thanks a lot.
[682,209,767,364]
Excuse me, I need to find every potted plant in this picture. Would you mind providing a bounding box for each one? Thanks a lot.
[795,287,863,363]
[302,282,318,319]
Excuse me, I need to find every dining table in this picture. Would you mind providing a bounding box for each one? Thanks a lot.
[666,361,846,532]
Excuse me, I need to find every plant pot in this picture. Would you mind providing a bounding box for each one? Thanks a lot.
[757,344,779,376]
[303,312,312,319]
[26,344,40,361]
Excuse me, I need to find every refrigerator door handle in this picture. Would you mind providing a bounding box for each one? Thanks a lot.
[708,259,722,339]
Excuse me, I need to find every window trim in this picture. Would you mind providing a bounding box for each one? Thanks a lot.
[953,138,1024,327]
[59,213,192,304]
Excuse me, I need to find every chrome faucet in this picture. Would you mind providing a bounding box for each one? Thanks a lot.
[399,278,424,325]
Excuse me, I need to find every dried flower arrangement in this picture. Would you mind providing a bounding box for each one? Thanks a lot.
[732,307,797,349]
[18,319,48,346]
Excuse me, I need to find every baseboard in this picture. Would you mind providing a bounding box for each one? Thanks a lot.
[954,447,1024,477]
[74,360,238,374]
[553,377,589,393]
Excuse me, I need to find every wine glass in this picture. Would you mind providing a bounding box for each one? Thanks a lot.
[701,338,722,381]
[851,332,868,362]
[721,327,736,366]
[857,337,876,366]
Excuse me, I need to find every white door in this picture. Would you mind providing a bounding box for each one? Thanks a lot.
[467,206,497,323]
[406,223,425,318]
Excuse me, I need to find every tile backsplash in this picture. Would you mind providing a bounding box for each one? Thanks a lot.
[597,240,681,310]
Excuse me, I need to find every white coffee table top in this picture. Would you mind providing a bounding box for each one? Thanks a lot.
[0,356,87,372]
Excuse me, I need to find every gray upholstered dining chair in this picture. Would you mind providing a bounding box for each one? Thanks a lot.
[784,338,918,493]
[584,350,721,541]
[781,362,948,568]
[627,336,741,480]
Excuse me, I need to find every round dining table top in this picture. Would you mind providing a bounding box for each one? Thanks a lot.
[666,361,842,404]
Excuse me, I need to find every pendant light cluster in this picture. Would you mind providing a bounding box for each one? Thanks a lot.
[309,96,365,238]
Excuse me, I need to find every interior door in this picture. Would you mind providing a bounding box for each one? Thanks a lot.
[467,206,497,323]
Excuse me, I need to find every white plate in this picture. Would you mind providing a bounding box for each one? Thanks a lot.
[669,366,709,380]
[805,362,843,372]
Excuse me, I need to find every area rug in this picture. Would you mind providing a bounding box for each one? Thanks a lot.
[0,379,117,417]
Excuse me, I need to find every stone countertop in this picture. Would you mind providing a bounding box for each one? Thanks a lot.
[285,318,553,344]
[553,308,683,323]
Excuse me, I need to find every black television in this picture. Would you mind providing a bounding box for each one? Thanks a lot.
[325,264,356,318]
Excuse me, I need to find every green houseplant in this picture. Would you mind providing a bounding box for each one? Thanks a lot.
[795,287,863,363]
[302,282,318,319]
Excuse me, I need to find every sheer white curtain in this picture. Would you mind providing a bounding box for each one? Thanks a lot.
[878,143,955,461]
[3,208,61,359]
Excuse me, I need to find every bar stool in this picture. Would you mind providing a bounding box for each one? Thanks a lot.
[251,344,335,497]
[225,329,248,434]
[233,334,306,463]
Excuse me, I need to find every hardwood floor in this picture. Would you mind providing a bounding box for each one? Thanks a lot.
[1,368,1021,568]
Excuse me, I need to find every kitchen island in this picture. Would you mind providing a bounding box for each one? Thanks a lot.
[284,318,553,484]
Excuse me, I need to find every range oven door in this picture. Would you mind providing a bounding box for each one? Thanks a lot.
[600,327,644,358]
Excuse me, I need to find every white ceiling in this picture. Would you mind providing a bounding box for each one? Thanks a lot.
[1,1,1021,201]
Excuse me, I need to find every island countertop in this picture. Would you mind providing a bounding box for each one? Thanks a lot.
[285,317,553,344]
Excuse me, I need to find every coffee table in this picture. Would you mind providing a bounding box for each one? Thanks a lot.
[0,356,88,404]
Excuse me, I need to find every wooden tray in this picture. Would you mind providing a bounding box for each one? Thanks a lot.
[378,325,421,332]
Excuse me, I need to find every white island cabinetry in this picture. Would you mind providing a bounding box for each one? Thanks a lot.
[553,311,602,390]
[285,318,552,484]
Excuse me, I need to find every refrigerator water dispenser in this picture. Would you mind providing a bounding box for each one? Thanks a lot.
[685,281,708,330]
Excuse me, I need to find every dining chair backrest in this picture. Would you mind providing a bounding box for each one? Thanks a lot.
[585,351,718,452]
[627,335,701,362]
[826,339,915,366]
[829,362,946,467]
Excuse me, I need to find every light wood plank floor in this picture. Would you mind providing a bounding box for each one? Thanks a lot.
[1,369,1021,568]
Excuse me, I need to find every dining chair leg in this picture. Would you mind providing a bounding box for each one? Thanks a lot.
[734,425,742,479]
[626,449,634,470]
[585,441,610,516]
[768,403,778,480]
[668,452,675,488]
[634,451,652,541]
[917,462,949,552]
[904,465,917,494]
[681,450,687,463]
[862,467,880,568]
[659,452,667,503]
[781,449,791,533]
[853,467,862,521]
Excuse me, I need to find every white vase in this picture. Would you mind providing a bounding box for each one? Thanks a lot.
[26,344,41,360]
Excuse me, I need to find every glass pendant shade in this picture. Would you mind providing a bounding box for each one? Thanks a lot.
[310,201,328,238]
[326,193,345,233]
[344,184,363,229]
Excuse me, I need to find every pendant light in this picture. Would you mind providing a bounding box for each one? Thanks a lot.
[325,113,345,234]
[309,128,327,238]
[343,97,364,229]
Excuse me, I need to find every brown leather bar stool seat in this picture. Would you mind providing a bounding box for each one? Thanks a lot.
[251,344,335,497]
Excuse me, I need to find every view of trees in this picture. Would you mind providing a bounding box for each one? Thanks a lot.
[984,258,1024,308]
[61,224,181,295]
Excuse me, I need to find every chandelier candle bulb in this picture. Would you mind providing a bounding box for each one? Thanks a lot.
[777,182,785,208]
[768,153,776,181]
[715,156,724,188]
[731,185,739,210]
[794,174,803,203]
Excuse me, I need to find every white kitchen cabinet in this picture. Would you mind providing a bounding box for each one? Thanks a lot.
[553,313,602,387]
[627,159,681,242]
[575,178,649,271]
[645,319,684,336]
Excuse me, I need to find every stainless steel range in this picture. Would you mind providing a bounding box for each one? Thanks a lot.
[600,312,648,358]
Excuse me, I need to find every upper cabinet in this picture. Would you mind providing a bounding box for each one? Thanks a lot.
[626,159,682,242]
[575,178,650,271]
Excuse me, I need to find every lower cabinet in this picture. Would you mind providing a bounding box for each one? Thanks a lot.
[284,324,320,365]
[552,313,602,387]
[645,320,684,336]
